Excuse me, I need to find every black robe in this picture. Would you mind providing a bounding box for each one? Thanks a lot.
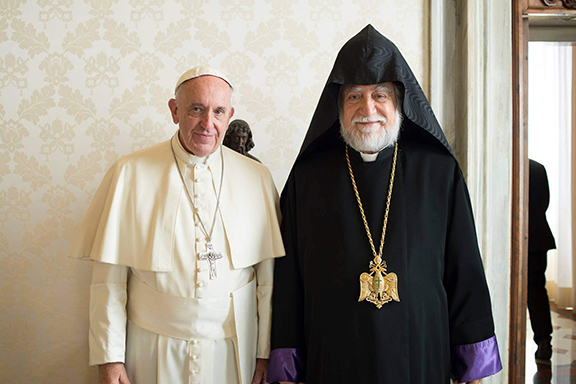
[528,159,556,253]
[269,25,500,384]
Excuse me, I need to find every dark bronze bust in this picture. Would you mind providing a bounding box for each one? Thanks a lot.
[224,119,261,163]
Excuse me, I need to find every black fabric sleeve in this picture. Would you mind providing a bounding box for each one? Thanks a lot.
[270,172,307,352]
[444,167,495,346]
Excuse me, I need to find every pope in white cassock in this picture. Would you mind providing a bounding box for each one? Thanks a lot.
[69,66,285,384]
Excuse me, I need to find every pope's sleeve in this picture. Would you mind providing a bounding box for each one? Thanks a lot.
[254,258,274,358]
[444,167,502,382]
[267,174,306,383]
[89,261,129,366]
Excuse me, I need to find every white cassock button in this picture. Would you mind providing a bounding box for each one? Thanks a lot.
[196,206,202,212]
[191,370,199,375]
[191,340,198,345]
[194,221,200,227]
[194,194,200,199]
[198,282,206,287]
[192,355,200,360]
[198,267,208,272]
[195,237,202,242]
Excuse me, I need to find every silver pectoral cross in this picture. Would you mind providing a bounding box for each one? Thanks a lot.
[199,242,223,280]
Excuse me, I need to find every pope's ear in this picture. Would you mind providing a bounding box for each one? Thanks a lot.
[229,107,235,119]
[168,99,179,124]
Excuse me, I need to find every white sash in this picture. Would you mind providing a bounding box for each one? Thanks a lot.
[127,273,258,384]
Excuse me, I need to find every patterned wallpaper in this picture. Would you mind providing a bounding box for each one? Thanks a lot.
[0,1,429,382]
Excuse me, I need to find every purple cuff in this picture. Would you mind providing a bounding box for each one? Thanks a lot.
[451,335,503,382]
[267,348,306,383]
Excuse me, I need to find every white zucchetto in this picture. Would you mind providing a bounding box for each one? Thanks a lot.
[175,65,234,93]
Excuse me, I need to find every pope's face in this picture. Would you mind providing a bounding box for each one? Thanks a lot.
[168,75,234,157]
[340,82,398,146]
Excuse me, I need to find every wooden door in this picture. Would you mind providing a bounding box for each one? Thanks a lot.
[511,1,576,383]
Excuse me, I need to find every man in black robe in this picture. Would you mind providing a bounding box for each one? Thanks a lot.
[528,159,556,363]
[267,25,502,384]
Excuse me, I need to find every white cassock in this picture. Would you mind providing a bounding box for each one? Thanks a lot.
[69,134,285,384]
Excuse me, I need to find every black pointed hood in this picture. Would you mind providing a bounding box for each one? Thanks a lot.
[297,24,452,162]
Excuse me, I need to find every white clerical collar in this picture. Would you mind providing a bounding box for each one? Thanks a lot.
[360,151,379,162]
[172,132,221,166]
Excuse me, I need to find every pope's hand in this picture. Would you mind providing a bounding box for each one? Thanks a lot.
[251,358,270,384]
[99,362,131,384]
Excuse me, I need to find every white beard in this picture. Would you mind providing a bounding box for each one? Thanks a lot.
[340,109,403,153]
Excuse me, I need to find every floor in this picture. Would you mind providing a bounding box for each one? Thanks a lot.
[526,304,576,383]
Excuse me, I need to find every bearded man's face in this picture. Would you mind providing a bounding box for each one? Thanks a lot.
[339,82,402,153]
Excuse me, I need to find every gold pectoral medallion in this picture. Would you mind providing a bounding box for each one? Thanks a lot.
[358,258,400,309]
[346,144,400,310]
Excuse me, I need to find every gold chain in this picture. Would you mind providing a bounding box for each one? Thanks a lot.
[345,143,398,260]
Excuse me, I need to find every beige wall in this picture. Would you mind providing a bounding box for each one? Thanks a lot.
[0,1,429,382]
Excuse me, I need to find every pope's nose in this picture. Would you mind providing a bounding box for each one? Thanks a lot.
[200,112,214,129]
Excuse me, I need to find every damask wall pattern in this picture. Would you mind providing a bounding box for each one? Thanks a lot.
[0,1,429,382]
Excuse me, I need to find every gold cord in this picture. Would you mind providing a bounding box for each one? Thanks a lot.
[345,143,398,261]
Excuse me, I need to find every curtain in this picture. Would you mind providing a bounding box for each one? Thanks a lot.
[528,42,574,309]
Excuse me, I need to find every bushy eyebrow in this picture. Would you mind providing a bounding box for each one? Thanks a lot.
[343,86,362,95]
[343,85,393,95]
[374,85,393,94]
